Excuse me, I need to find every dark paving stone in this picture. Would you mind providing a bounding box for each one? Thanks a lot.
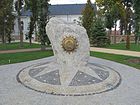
[87,63,109,80]
[69,71,102,86]
[35,70,61,85]
[29,63,110,86]
[93,69,109,80]
[29,67,46,77]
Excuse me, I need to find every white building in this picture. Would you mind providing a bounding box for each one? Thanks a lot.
[13,4,96,40]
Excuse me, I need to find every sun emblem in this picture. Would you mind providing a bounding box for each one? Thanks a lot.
[61,36,78,53]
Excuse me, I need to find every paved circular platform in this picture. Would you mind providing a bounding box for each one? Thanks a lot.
[0,57,140,105]
[17,57,120,96]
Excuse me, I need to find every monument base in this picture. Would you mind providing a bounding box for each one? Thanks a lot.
[17,57,121,96]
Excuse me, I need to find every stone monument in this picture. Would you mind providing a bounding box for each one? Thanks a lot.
[17,18,121,96]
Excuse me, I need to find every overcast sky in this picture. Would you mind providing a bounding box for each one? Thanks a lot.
[49,0,95,5]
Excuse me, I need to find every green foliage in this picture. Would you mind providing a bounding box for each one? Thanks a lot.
[96,0,126,32]
[96,0,134,47]
[133,0,140,44]
[25,0,50,48]
[105,13,114,31]
[81,0,95,38]
[37,0,50,50]
[90,18,110,47]
[25,0,39,45]
[0,0,15,43]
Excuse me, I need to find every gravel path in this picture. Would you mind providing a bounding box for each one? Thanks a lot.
[1,47,140,58]
[0,57,140,105]
[0,48,52,54]
[91,47,140,57]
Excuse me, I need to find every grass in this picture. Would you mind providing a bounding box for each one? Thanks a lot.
[91,51,140,69]
[0,50,139,70]
[1,42,139,52]
[106,43,140,52]
[0,42,41,51]
[0,50,53,65]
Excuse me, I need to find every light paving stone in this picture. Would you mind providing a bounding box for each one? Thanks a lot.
[0,57,140,105]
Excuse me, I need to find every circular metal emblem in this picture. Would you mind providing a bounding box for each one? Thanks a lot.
[62,36,78,53]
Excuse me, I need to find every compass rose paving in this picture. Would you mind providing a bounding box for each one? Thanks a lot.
[0,57,140,105]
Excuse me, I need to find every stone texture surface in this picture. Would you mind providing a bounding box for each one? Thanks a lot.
[0,57,140,105]
[46,18,90,86]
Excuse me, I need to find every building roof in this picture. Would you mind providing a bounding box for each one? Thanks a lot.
[21,4,96,16]
[49,4,96,15]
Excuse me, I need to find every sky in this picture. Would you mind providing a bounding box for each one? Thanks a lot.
[13,0,95,5]
[49,0,95,5]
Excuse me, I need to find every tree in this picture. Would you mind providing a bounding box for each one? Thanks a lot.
[25,0,39,45]
[90,18,110,47]
[133,0,140,44]
[122,0,133,49]
[96,0,126,44]
[0,0,7,44]
[5,4,15,43]
[120,18,125,35]
[15,0,24,47]
[105,13,114,36]
[81,0,95,39]
[38,0,50,50]
[0,0,15,44]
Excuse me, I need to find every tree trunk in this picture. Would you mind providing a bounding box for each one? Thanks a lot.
[8,39,11,43]
[8,35,11,44]
[17,0,23,47]
[2,34,5,44]
[18,16,23,47]
[35,22,37,41]
[120,19,124,35]
[41,36,46,51]
[136,36,140,45]
[126,35,130,49]
[41,44,46,51]
[126,23,131,49]
[2,21,6,44]
[114,22,117,44]
[107,29,111,43]
[29,37,32,45]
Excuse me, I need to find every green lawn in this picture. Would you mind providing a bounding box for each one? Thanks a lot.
[0,51,139,70]
[0,50,53,65]
[0,42,41,50]
[106,43,140,52]
[91,51,140,69]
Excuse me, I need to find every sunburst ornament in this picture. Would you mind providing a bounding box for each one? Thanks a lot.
[61,36,78,53]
